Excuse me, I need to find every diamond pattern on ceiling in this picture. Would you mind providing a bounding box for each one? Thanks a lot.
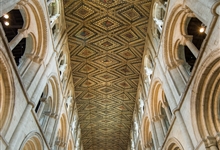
[64,0,152,149]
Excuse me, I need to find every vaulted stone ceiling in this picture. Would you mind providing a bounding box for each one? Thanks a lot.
[64,0,152,149]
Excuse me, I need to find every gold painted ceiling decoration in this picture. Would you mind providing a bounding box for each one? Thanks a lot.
[64,0,152,149]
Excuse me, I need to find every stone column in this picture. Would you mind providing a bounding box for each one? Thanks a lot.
[6,103,33,150]
[152,116,164,146]
[9,29,28,50]
[182,35,200,58]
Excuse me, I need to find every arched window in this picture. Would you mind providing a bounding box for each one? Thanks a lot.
[39,97,52,130]
[0,2,48,71]
[0,9,27,66]
[160,104,170,133]
[55,114,68,149]
[47,0,60,37]
[152,0,167,39]
[150,80,173,145]
[180,17,206,74]
[35,86,48,115]
[143,118,155,150]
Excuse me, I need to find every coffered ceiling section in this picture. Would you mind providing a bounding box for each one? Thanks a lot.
[64,0,152,149]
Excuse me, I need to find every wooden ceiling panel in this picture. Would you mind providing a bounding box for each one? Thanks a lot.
[64,0,152,149]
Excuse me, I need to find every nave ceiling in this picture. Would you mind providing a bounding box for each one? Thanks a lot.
[63,0,152,149]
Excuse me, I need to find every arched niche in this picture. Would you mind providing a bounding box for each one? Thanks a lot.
[48,0,61,37]
[19,132,43,150]
[0,51,14,136]
[150,80,171,120]
[152,0,167,39]
[149,79,172,144]
[47,76,60,114]
[143,117,155,149]
[55,114,68,148]
[191,49,220,148]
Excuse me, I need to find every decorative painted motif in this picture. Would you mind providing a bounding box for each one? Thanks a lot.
[100,0,114,4]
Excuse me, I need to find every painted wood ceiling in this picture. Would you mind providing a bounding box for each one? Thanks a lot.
[64,0,152,149]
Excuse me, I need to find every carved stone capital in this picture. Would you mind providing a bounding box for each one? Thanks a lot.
[204,136,217,148]
[180,35,193,45]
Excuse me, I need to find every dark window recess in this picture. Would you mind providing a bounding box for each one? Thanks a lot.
[0,10,24,42]
[12,38,26,65]
[35,100,41,113]
[0,10,26,66]
[52,25,56,35]
[185,18,206,71]
[157,29,161,39]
